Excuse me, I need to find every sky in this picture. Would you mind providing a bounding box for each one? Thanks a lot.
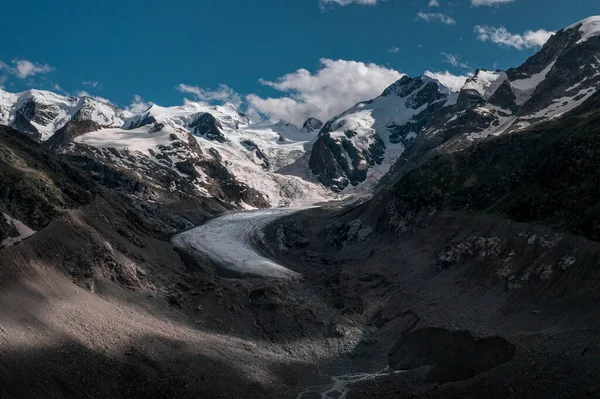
[0,0,597,124]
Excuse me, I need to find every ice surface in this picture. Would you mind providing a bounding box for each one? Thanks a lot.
[172,208,311,279]
[567,16,600,43]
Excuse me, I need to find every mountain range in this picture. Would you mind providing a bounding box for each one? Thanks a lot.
[1,16,600,399]
[1,18,600,215]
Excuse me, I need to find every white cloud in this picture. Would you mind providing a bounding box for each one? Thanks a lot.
[0,59,54,79]
[53,84,63,92]
[76,90,112,105]
[474,25,554,49]
[176,83,242,108]
[319,0,382,9]
[471,0,516,6]
[246,58,402,125]
[424,70,469,92]
[0,76,7,90]
[14,60,53,79]
[388,46,400,53]
[416,12,456,25]
[429,0,440,7]
[83,81,99,88]
[441,52,470,69]
[126,95,152,113]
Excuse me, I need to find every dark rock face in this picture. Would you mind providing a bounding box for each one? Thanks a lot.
[11,110,41,140]
[388,98,449,144]
[58,129,268,209]
[407,81,446,109]
[507,23,583,80]
[302,117,323,133]
[309,132,349,191]
[388,327,515,384]
[71,97,124,126]
[66,152,158,201]
[309,127,386,191]
[45,120,103,150]
[277,222,309,249]
[189,113,226,143]
[5,95,124,143]
[0,126,95,242]
[126,113,157,129]
[310,75,446,190]
[325,219,373,249]
[488,80,517,111]
[456,88,486,110]
[15,99,59,128]
[372,103,600,242]
[197,157,269,208]
[520,36,600,116]
[240,139,270,170]
[10,99,61,140]
[382,75,422,97]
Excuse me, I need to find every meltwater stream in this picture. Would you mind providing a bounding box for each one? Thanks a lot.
[172,202,396,399]
[297,368,405,399]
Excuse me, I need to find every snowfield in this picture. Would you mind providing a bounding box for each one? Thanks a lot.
[1,213,36,248]
[172,208,310,279]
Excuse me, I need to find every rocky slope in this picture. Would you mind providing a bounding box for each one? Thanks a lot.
[266,84,600,399]
[310,16,600,192]
[0,126,391,399]
[1,15,600,399]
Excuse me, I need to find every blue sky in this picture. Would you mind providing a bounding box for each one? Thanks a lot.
[0,0,598,123]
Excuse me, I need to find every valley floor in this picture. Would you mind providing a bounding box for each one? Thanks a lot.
[1,199,600,398]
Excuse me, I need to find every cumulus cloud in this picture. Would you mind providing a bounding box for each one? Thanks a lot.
[429,0,440,7]
[0,59,54,79]
[76,90,113,105]
[14,60,53,79]
[441,52,470,69]
[416,12,456,25]
[246,58,402,125]
[319,0,382,9]
[471,0,515,6]
[176,83,242,108]
[474,25,554,49]
[126,95,153,114]
[424,70,469,92]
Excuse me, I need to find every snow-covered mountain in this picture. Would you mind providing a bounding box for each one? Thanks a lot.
[310,16,600,192]
[0,88,332,208]
[310,72,465,192]
[0,90,133,141]
[2,16,600,202]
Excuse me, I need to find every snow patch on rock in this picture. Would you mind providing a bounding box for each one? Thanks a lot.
[1,213,36,248]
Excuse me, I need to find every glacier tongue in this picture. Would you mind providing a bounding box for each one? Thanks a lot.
[172,208,307,279]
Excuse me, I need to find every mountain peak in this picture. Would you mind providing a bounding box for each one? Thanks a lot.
[565,16,600,43]
[302,117,323,133]
[423,71,468,93]
[462,70,507,100]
